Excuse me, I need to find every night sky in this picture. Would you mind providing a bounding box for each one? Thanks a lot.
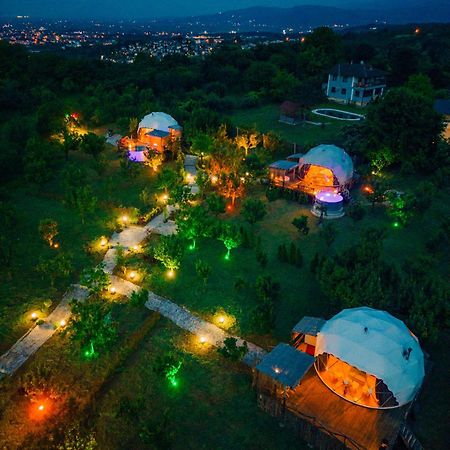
[0,0,402,19]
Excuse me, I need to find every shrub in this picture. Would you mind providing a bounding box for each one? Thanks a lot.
[217,337,248,361]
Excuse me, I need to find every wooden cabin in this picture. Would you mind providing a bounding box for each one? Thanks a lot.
[268,160,299,187]
[291,316,326,356]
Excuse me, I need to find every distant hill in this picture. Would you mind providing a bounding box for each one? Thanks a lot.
[151,2,450,32]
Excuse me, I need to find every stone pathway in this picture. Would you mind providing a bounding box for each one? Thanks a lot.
[0,158,261,379]
[145,292,266,367]
[0,207,173,379]
[0,285,88,376]
[184,154,199,195]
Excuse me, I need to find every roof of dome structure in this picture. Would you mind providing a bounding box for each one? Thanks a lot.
[138,112,179,132]
[301,144,353,185]
[315,307,425,407]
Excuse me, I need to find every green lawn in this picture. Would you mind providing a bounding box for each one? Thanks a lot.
[0,144,159,352]
[93,320,303,450]
[227,101,360,148]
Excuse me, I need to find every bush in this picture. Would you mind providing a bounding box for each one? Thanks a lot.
[217,337,248,361]
[129,289,149,307]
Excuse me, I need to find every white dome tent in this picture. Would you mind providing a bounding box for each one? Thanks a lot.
[138,112,179,133]
[314,307,425,409]
[299,144,353,192]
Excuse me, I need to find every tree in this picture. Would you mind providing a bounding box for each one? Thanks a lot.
[37,252,73,288]
[74,186,97,224]
[217,337,248,361]
[129,117,138,139]
[195,259,211,285]
[241,198,267,226]
[0,201,16,272]
[190,132,214,156]
[39,219,58,247]
[347,201,366,224]
[24,137,57,185]
[405,74,435,100]
[205,193,226,216]
[152,235,184,271]
[144,149,163,172]
[81,132,105,160]
[61,128,80,161]
[251,275,280,331]
[292,215,309,235]
[153,352,183,387]
[219,224,242,260]
[176,205,208,250]
[156,168,181,196]
[80,263,109,295]
[320,222,338,249]
[129,289,149,307]
[235,130,259,157]
[61,164,87,207]
[365,88,443,168]
[370,147,395,175]
[67,300,118,357]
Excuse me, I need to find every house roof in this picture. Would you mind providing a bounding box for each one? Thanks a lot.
[147,130,169,138]
[269,160,298,170]
[434,99,450,115]
[330,63,386,79]
[256,343,314,389]
[169,124,183,131]
[292,316,326,336]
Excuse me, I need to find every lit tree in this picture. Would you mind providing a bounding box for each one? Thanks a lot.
[67,300,118,358]
[152,235,184,271]
[370,147,395,175]
[144,149,164,172]
[235,130,260,157]
[80,263,109,296]
[219,224,242,260]
[176,205,208,250]
[292,215,309,235]
[241,198,267,226]
[156,167,182,197]
[129,117,138,139]
[39,218,58,247]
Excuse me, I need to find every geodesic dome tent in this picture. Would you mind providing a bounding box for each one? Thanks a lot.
[299,144,353,192]
[138,112,179,133]
[314,307,425,409]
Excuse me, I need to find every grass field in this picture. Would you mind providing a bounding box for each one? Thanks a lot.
[0,144,160,352]
[227,101,363,148]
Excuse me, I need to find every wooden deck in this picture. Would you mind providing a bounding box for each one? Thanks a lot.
[284,368,409,450]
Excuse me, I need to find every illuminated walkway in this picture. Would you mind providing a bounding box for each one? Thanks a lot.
[0,208,176,379]
[144,291,266,367]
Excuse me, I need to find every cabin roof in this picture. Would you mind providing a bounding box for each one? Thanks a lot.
[269,160,298,170]
[292,316,326,336]
[256,343,314,389]
[146,130,169,138]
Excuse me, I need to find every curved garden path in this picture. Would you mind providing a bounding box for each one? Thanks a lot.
[0,154,264,379]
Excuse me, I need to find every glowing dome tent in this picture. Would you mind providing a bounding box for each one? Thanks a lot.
[299,144,353,193]
[314,307,425,409]
[138,112,179,134]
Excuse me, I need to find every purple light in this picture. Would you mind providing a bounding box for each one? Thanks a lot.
[315,191,343,203]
